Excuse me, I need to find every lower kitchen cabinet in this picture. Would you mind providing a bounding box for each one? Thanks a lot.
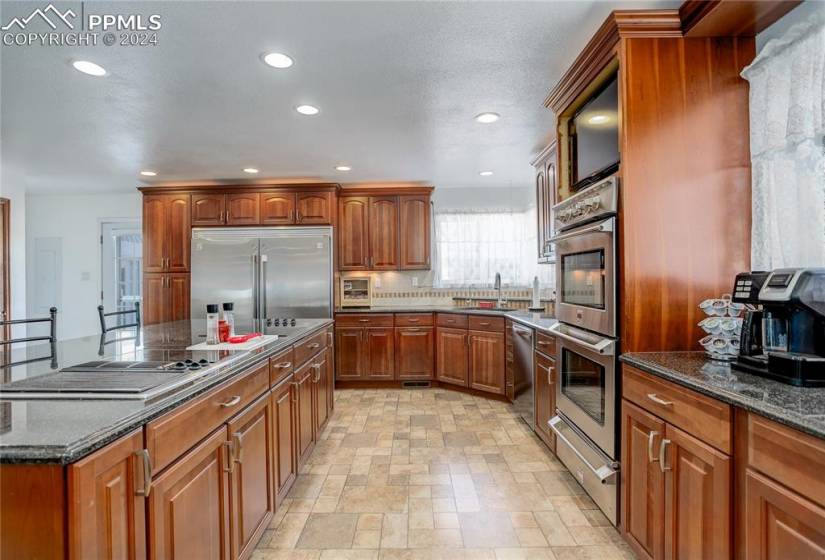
[227,394,274,560]
[533,350,556,451]
[366,328,395,379]
[148,427,232,560]
[334,326,394,380]
[295,360,316,467]
[468,330,505,395]
[395,327,434,379]
[271,375,297,505]
[313,348,331,434]
[68,429,147,560]
[436,327,468,386]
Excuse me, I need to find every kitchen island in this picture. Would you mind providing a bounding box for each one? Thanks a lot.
[0,318,334,559]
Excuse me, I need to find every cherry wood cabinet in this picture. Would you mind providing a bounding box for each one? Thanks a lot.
[394,327,434,380]
[295,360,315,467]
[148,427,232,560]
[468,330,505,395]
[369,196,399,270]
[271,375,297,506]
[533,350,556,451]
[261,193,296,225]
[143,273,190,325]
[532,143,556,263]
[227,394,274,560]
[338,189,432,271]
[296,192,333,225]
[143,194,190,273]
[313,348,331,434]
[67,429,146,560]
[436,327,468,387]
[226,193,261,225]
[398,195,431,269]
[191,193,227,226]
[334,327,367,380]
[366,328,394,379]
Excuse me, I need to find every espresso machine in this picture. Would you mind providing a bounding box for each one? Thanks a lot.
[731,268,825,387]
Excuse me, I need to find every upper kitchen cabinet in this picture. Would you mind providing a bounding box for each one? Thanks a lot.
[143,193,190,273]
[226,193,261,225]
[191,193,226,226]
[192,192,261,226]
[261,192,297,225]
[338,184,433,271]
[532,142,556,263]
[296,191,333,224]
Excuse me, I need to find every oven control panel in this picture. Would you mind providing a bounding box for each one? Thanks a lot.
[553,175,619,232]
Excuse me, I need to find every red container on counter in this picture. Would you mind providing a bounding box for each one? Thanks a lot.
[218,320,230,342]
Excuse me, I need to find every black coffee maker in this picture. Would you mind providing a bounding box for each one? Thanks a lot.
[731,268,825,387]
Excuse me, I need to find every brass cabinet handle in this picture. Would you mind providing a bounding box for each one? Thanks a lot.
[447,319,455,323]
[134,449,152,497]
[312,363,322,382]
[407,318,420,323]
[659,439,672,472]
[291,382,299,402]
[308,343,320,349]
[548,364,555,385]
[220,395,242,408]
[233,433,243,464]
[358,319,370,323]
[275,361,292,370]
[407,328,420,332]
[223,441,234,473]
[647,393,673,407]
[479,322,490,326]
[647,431,659,463]
[296,211,303,223]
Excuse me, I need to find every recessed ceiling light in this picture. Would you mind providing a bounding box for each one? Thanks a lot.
[479,171,494,176]
[588,114,609,124]
[335,166,351,171]
[262,52,294,69]
[296,105,320,116]
[72,60,106,77]
[140,170,157,177]
[243,167,259,174]
[474,112,500,124]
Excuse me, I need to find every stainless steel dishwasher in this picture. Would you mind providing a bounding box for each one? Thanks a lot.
[511,322,535,426]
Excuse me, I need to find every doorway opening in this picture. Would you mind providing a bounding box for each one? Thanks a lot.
[100,221,142,327]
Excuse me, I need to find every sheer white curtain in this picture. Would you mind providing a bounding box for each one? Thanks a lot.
[434,208,554,287]
[741,12,825,269]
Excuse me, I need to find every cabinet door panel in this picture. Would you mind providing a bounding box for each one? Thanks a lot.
[535,169,547,261]
[272,376,297,505]
[314,348,330,433]
[338,197,370,270]
[436,327,468,387]
[664,423,730,560]
[533,352,555,450]
[468,331,504,394]
[745,469,825,559]
[366,328,394,380]
[296,362,315,466]
[399,195,430,270]
[228,394,274,560]
[167,274,190,322]
[261,193,296,225]
[191,194,226,226]
[621,400,666,560]
[143,274,165,326]
[226,193,260,226]
[334,328,365,380]
[143,196,168,273]
[166,195,191,272]
[149,427,231,560]
[369,196,399,270]
[68,429,146,560]
[296,192,332,225]
[395,327,433,380]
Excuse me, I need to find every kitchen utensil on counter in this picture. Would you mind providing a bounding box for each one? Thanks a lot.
[206,304,220,345]
[698,294,740,361]
[222,302,235,337]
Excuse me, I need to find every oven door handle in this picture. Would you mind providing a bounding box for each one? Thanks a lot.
[548,219,613,244]
[548,323,615,356]
[549,415,618,484]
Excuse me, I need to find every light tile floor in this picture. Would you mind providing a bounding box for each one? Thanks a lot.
[253,388,636,560]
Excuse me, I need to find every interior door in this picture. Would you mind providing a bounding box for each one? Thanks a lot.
[260,228,332,320]
[0,198,9,341]
[190,229,258,322]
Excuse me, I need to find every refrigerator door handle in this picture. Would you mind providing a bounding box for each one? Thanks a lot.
[260,254,268,322]
[251,254,259,320]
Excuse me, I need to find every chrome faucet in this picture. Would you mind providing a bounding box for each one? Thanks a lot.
[494,272,503,307]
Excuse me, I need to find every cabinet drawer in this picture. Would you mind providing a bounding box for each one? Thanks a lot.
[436,313,468,329]
[269,347,295,386]
[335,314,394,327]
[743,411,825,507]
[145,360,270,473]
[468,315,504,332]
[294,330,327,367]
[535,331,556,357]
[395,313,433,327]
[623,365,732,454]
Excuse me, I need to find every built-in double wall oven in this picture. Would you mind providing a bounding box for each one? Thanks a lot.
[547,175,620,525]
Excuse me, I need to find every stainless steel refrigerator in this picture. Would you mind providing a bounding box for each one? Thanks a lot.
[190,227,333,322]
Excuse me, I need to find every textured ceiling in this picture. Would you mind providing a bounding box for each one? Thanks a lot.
[0,0,678,194]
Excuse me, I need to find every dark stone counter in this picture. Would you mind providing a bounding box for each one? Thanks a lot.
[620,352,825,440]
[0,319,333,464]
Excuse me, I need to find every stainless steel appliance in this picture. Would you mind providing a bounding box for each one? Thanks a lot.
[191,227,333,323]
[548,175,620,525]
[511,322,534,425]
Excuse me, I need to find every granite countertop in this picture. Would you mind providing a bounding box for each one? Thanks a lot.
[334,306,558,333]
[0,318,333,464]
[621,352,825,440]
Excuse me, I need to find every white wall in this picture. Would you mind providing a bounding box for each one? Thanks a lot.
[26,193,141,340]
[0,164,27,338]
[433,186,533,212]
